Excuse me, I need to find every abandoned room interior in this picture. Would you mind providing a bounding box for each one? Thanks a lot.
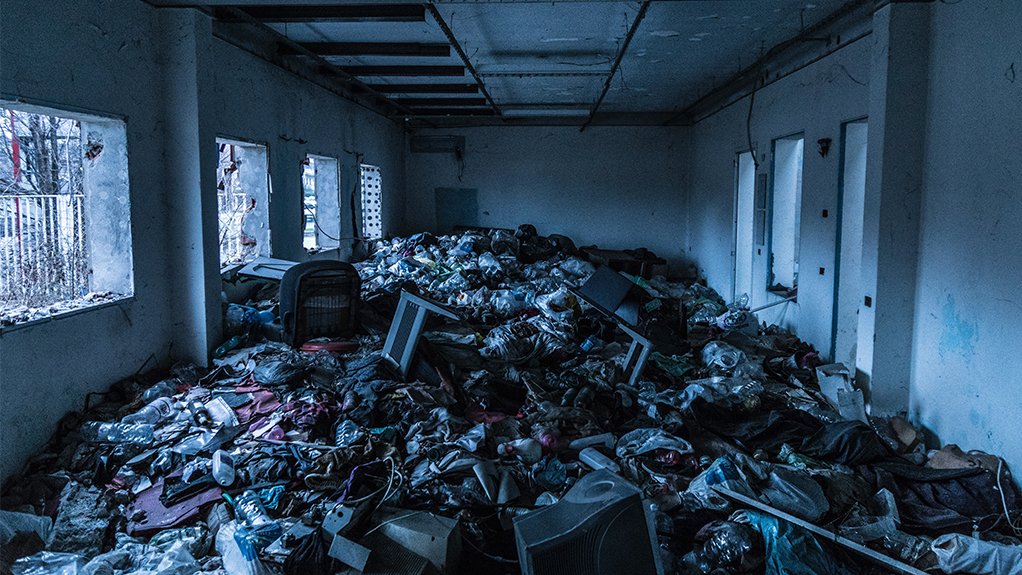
[1,0,1021,573]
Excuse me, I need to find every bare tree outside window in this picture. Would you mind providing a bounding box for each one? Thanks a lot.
[0,107,102,324]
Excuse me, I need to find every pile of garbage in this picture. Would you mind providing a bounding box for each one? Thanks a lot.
[3,225,1021,575]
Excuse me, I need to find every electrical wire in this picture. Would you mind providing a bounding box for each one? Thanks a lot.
[996,458,1022,536]
[746,81,760,171]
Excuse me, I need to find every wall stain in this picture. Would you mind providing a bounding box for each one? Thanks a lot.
[939,294,977,360]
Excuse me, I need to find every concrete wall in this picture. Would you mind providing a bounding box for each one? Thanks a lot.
[687,38,871,350]
[908,0,1022,475]
[211,38,406,264]
[0,0,174,482]
[0,1,405,483]
[403,126,689,270]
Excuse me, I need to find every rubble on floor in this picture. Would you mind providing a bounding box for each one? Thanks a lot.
[2,226,1021,575]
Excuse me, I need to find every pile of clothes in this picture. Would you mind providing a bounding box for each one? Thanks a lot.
[2,225,1021,575]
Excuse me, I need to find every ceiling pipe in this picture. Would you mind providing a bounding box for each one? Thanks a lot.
[580,0,652,132]
[426,3,503,119]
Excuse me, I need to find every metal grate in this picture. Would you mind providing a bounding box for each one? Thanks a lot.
[359,164,383,240]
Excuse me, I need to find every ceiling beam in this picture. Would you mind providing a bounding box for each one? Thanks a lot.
[293,42,451,57]
[396,97,488,107]
[426,4,503,119]
[581,0,652,131]
[342,65,464,77]
[368,83,479,94]
[230,5,425,23]
[404,108,497,117]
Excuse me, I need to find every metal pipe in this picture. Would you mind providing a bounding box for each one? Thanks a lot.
[749,294,797,314]
[580,0,652,132]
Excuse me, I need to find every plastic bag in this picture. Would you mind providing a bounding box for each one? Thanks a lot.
[931,533,1022,575]
[253,360,303,386]
[480,320,565,364]
[616,428,693,458]
[696,521,765,574]
[557,257,595,281]
[0,510,52,547]
[489,230,519,256]
[702,341,747,371]
[12,552,84,575]
[476,252,504,276]
[215,521,274,575]
[535,286,579,323]
[732,509,858,575]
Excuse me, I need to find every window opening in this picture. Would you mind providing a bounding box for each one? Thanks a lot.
[303,155,341,252]
[1,104,132,326]
[217,139,269,267]
[359,164,382,240]
[768,135,804,292]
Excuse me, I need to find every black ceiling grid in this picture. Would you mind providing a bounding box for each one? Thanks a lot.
[182,1,864,127]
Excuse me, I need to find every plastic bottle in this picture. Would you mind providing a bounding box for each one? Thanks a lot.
[231,491,282,557]
[122,397,175,425]
[233,490,275,528]
[214,335,243,358]
[141,379,177,403]
[498,438,543,464]
[189,400,211,426]
[212,450,236,487]
[81,422,155,444]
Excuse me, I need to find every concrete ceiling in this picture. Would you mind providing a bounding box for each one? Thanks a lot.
[192,1,856,123]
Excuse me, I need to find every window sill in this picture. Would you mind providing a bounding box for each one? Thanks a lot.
[767,285,798,299]
[0,295,134,335]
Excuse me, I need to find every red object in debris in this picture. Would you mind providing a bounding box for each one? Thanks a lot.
[301,340,359,353]
[9,110,19,183]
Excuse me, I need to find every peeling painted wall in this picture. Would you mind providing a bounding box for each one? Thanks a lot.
[403,126,690,271]
[909,0,1022,475]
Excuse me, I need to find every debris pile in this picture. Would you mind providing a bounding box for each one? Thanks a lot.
[3,226,1021,575]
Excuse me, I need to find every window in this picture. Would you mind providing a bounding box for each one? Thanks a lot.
[734,151,755,301]
[302,155,341,252]
[217,139,269,267]
[359,164,383,240]
[0,104,132,326]
[768,135,804,292]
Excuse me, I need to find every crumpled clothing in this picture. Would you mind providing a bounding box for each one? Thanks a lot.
[800,420,890,466]
[859,461,1020,535]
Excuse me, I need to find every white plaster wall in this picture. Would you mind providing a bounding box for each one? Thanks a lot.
[909,0,1022,473]
[403,126,689,270]
[687,38,870,356]
[0,0,174,482]
[210,40,406,264]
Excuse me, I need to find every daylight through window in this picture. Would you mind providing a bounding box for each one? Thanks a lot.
[217,139,270,267]
[0,105,133,326]
[303,155,340,252]
[359,164,383,240]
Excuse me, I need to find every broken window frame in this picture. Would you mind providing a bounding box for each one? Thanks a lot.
[0,102,134,328]
[216,137,271,269]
